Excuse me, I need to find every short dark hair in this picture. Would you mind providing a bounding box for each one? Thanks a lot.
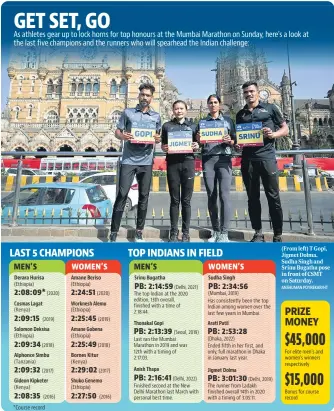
[242,81,258,90]
[172,100,187,109]
[139,83,155,95]
[207,94,221,103]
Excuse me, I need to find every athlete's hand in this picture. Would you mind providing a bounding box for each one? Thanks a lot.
[162,144,168,153]
[192,142,199,151]
[154,133,161,143]
[196,132,201,142]
[222,134,233,145]
[263,127,275,139]
[121,132,133,141]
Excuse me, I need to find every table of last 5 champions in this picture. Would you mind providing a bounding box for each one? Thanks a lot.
[2,242,333,411]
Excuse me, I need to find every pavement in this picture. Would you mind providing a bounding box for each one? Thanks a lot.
[1,226,333,243]
[3,191,333,234]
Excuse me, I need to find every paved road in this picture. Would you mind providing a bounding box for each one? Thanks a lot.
[2,190,334,233]
[145,191,334,233]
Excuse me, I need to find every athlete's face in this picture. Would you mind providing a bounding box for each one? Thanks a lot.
[207,97,220,115]
[173,103,187,120]
[138,88,153,107]
[243,85,259,105]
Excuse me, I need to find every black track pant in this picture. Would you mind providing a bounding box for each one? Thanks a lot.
[110,164,152,232]
[203,156,232,233]
[167,159,195,234]
[241,159,283,235]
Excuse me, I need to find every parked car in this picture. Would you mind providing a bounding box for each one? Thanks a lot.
[1,183,112,225]
[79,170,104,179]
[320,171,334,188]
[7,168,48,176]
[7,168,47,177]
[79,172,138,212]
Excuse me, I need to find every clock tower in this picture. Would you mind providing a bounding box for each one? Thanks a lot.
[215,47,284,112]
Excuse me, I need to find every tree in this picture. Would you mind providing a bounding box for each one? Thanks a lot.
[192,112,207,125]
[276,135,293,151]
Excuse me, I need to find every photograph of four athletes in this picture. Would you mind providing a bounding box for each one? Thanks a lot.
[109,81,287,243]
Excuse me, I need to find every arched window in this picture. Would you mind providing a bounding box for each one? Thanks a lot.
[119,80,127,96]
[13,106,21,120]
[58,144,74,153]
[78,83,84,95]
[17,76,24,93]
[85,82,92,94]
[14,146,26,152]
[45,110,59,125]
[329,119,333,127]
[313,118,318,125]
[319,119,323,126]
[47,79,53,94]
[56,80,62,95]
[25,49,37,69]
[27,104,33,118]
[110,79,117,95]
[140,76,152,85]
[109,110,122,127]
[71,82,76,93]
[140,50,153,69]
[31,79,35,92]
[93,82,100,94]
[67,107,99,124]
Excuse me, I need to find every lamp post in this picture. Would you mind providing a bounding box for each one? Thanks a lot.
[287,43,302,175]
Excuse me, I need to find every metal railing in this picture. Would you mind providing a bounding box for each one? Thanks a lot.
[2,207,334,233]
[1,149,334,235]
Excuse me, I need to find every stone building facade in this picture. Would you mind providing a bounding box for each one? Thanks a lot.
[1,46,171,153]
[295,96,334,148]
[215,47,284,113]
[214,47,334,148]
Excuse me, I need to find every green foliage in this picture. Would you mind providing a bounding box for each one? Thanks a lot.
[192,112,207,125]
[278,170,289,177]
[275,136,293,152]
[152,170,166,177]
[228,108,237,123]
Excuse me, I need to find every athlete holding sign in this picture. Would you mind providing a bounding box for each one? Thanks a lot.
[161,100,199,242]
[109,83,161,242]
[196,95,236,243]
[236,81,289,243]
